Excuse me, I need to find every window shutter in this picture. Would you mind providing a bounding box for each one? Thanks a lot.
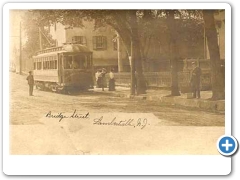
[83,36,87,46]
[93,36,97,50]
[72,36,76,43]
[103,36,107,50]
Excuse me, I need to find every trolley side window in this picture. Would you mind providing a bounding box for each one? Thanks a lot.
[63,56,73,69]
[34,61,37,70]
[50,60,54,69]
[54,56,57,69]
[41,56,57,70]
[37,61,42,70]
[43,60,46,69]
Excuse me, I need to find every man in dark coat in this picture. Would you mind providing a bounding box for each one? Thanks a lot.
[190,62,202,98]
[100,68,107,91]
[26,71,34,96]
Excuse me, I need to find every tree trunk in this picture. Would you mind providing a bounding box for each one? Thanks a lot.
[203,10,225,100]
[130,40,136,95]
[133,36,147,95]
[167,10,180,96]
[170,41,180,96]
[129,11,146,95]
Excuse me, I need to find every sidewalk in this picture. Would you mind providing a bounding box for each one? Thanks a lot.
[91,87,225,112]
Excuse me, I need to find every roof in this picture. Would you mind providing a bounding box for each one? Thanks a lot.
[63,44,92,53]
[33,44,92,58]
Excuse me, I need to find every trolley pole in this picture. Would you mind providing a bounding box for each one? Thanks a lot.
[39,27,43,50]
[19,22,22,75]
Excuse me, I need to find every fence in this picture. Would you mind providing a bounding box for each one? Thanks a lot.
[114,70,212,91]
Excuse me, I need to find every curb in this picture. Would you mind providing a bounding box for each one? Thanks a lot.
[112,92,225,112]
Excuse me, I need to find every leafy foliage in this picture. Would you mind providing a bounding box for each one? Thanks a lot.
[22,11,55,58]
[26,10,204,59]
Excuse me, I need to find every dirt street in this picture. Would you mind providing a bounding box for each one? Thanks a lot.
[10,72,224,126]
[9,72,225,155]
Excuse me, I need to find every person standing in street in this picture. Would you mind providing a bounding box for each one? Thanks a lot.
[190,62,202,98]
[108,68,116,91]
[26,71,34,96]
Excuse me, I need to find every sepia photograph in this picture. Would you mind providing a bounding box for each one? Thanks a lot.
[8,7,226,156]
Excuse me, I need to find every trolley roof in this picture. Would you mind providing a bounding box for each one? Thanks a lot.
[33,44,92,58]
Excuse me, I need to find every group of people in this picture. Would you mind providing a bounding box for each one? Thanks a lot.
[95,68,115,91]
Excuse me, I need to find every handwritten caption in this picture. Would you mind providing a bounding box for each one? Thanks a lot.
[45,110,89,122]
[45,111,150,129]
[93,116,149,129]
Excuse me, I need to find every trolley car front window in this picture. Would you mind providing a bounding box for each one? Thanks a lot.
[63,55,89,69]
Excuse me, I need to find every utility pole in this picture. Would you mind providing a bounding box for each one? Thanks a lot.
[19,21,22,75]
[203,26,206,59]
[39,27,42,50]
[130,40,136,95]
[117,33,123,72]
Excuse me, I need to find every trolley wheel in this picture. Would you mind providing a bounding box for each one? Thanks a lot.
[51,86,57,92]
[62,88,72,95]
[66,90,72,95]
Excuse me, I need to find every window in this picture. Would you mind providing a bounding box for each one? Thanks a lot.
[47,61,50,69]
[64,56,73,69]
[43,61,46,69]
[54,60,57,69]
[42,56,57,70]
[50,61,55,69]
[43,58,47,70]
[72,36,87,45]
[34,62,36,70]
[93,36,107,50]
[37,62,42,70]
[63,55,90,69]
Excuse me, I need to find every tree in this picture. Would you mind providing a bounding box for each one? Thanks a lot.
[142,10,204,96]
[22,11,55,59]
[31,10,147,95]
[202,10,225,100]
[166,10,181,96]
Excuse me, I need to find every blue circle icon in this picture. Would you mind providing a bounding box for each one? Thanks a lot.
[217,135,238,156]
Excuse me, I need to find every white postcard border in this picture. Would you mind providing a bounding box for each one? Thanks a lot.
[3,2,231,175]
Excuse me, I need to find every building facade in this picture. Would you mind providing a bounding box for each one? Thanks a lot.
[50,21,130,72]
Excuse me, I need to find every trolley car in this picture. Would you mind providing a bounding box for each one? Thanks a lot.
[33,44,94,93]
